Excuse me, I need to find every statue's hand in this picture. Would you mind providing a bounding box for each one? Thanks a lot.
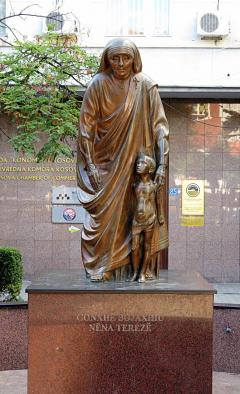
[86,162,102,191]
[154,165,165,188]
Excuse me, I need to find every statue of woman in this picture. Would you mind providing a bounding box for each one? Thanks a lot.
[77,38,169,281]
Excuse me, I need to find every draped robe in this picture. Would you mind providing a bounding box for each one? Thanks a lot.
[77,71,169,276]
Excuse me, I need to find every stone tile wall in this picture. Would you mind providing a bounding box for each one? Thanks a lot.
[0,101,239,282]
[0,116,82,279]
[166,101,240,282]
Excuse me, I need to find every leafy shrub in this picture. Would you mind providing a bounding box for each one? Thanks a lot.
[0,33,99,162]
[0,247,23,301]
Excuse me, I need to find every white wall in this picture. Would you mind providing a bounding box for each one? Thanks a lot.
[1,0,240,87]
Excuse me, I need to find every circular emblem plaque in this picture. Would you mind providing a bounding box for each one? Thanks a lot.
[63,208,76,221]
[186,183,200,197]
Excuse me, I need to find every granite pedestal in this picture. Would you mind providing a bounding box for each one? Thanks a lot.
[27,270,215,394]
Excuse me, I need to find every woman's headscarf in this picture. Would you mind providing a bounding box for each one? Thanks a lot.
[97,38,142,74]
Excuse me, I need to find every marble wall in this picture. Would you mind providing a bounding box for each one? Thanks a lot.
[0,116,82,279]
[166,101,240,282]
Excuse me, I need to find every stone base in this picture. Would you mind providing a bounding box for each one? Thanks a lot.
[27,270,215,394]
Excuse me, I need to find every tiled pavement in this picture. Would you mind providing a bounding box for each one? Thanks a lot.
[214,372,240,394]
[214,283,240,307]
[0,370,240,394]
[0,370,26,394]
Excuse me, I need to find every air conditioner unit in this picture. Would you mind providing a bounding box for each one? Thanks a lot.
[44,10,79,34]
[197,11,229,38]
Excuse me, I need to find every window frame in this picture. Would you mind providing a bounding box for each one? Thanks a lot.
[105,0,170,38]
[0,0,6,37]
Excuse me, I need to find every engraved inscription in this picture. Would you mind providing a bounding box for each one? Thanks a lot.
[76,314,163,333]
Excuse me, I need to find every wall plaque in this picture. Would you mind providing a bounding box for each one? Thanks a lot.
[182,180,204,216]
[52,186,81,205]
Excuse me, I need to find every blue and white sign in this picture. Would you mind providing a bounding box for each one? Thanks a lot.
[52,205,86,223]
[63,208,77,221]
[169,187,181,196]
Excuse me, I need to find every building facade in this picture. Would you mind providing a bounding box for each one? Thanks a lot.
[0,0,239,282]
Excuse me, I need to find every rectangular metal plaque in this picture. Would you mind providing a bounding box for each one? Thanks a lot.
[52,186,81,205]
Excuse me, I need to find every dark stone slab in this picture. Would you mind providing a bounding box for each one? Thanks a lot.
[0,302,27,308]
[28,270,214,393]
[215,303,240,309]
[26,269,216,294]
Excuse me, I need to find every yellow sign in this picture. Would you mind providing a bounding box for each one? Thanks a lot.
[182,180,204,216]
[181,216,204,227]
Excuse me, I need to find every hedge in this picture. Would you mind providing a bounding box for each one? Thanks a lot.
[0,247,23,300]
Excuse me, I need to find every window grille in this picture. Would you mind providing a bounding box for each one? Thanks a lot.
[191,104,210,120]
[200,13,219,33]
[46,11,64,32]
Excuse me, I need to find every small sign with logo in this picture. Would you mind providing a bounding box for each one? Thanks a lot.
[63,208,76,221]
[182,180,204,216]
[52,206,86,223]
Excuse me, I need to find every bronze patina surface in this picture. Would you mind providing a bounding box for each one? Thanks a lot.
[77,39,169,281]
[131,154,159,282]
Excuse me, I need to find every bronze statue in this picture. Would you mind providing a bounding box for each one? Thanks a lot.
[77,38,169,282]
[131,154,158,283]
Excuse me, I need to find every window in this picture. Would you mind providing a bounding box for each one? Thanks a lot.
[152,0,169,36]
[106,0,169,37]
[106,0,144,36]
[0,0,6,36]
[191,104,210,120]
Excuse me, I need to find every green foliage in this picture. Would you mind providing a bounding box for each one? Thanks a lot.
[0,33,99,161]
[0,247,23,300]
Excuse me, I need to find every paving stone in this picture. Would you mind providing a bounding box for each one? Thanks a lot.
[0,370,240,394]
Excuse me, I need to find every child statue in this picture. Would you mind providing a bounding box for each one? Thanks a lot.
[131,153,158,283]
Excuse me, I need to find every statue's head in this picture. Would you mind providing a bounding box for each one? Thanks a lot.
[136,153,156,174]
[98,38,142,79]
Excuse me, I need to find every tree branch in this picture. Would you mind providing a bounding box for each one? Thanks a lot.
[0,19,19,40]
[0,12,69,24]
[19,4,41,16]
[0,126,11,140]
[0,37,14,46]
